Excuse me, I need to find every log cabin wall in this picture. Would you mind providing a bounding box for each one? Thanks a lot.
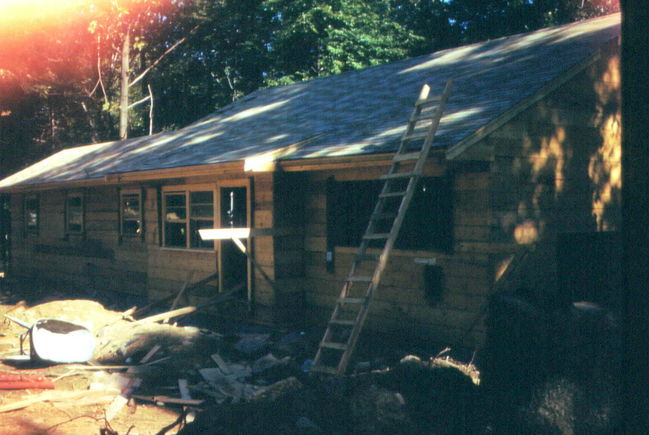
[7,172,277,309]
[9,186,148,295]
[295,160,491,347]
[482,43,621,311]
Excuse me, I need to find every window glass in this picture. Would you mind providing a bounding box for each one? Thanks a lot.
[25,196,39,232]
[165,193,186,221]
[66,194,83,233]
[165,221,186,247]
[190,219,214,249]
[164,189,214,249]
[121,193,142,236]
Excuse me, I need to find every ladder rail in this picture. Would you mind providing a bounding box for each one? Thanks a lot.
[313,79,453,375]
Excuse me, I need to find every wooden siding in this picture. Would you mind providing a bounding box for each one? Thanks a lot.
[10,187,148,295]
[483,46,621,301]
[296,164,490,347]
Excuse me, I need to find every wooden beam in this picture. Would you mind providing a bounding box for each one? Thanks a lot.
[199,228,251,241]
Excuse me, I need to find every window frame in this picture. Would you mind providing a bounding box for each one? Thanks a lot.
[120,189,143,239]
[161,184,216,250]
[24,194,40,234]
[65,192,84,235]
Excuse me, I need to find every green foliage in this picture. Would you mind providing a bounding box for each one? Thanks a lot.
[262,0,423,84]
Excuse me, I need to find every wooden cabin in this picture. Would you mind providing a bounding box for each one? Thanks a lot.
[0,14,621,347]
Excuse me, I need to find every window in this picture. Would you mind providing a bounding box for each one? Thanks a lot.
[120,191,142,236]
[66,193,84,234]
[326,177,453,252]
[24,194,39,233]
[163,189,214,249]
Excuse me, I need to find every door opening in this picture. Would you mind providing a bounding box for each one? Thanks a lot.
[219,187,248,291]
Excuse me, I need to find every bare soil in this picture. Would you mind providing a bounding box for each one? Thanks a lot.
[0,281,191,435]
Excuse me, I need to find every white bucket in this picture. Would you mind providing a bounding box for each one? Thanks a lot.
[30,319,95,363]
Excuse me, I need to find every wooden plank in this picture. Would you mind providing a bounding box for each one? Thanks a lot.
[134,306,197,324]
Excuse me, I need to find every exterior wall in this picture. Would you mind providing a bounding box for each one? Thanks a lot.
[10,186,148,295]
[483,45,621,308]
[8,173,276,309]
[296,163,491,347]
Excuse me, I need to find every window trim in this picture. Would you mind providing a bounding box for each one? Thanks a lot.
[161,184,216,250]
[65,192,84,235]
[24,194,40,234]
[119,189,143,239]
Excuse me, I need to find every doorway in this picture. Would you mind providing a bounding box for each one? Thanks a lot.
[219,186,249,292]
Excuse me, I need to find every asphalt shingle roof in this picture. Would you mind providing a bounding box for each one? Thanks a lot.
[0,13,620,189]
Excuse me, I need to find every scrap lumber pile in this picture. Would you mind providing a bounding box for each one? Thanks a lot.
[0,298,486,433]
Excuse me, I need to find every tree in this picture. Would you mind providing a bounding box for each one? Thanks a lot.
[262,0,423,84]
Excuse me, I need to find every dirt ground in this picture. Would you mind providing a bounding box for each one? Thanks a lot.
[0,277,483,435]
[0,280,195,435]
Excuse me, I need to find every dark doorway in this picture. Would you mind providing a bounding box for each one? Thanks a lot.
[0,195,10,277]
[220,187,248,291]
[556,231,622,312]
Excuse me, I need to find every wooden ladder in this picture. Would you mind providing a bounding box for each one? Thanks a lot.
[311,79,453,375]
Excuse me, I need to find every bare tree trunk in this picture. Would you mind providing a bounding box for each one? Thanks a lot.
[119,28,130,140]
[621,1,649,431]
[148,84,154,135]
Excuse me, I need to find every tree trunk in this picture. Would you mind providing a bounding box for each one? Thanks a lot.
[119,28,130,140]
[621,1,649,431]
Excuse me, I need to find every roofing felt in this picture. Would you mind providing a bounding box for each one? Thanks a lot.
[0,13,620,190]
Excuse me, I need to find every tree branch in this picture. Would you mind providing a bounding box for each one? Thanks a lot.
[129,24,201,88]
[127,95,150,109]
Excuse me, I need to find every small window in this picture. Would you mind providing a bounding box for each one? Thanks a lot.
[120,192,142,236]
[24,195,39,233]
[163,189,214,249]
[66,193,84,234]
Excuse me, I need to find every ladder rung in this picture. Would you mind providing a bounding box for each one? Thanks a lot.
[356,253,379,262]
[393,152,421,162]
[380,172,417,180]
[329,319,356,326]
[310,364,338,375]
[347,275,372,282]
[338,297,366,304]
[415,95,443,105]
[371,212,397,220]
[411,111,439,122]
[379,191,406,198]
[363,233,389,240]
[320,341,348,351]
[403,132,429,141]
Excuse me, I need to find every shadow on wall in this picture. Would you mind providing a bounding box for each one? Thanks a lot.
[496,51,621,247]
